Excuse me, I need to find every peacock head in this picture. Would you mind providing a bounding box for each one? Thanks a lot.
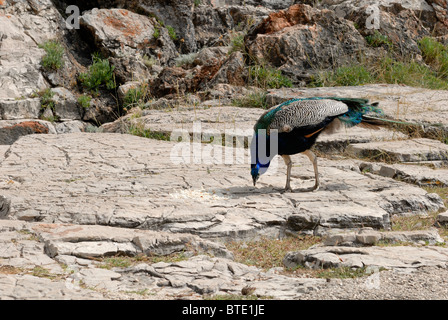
[250,131,274,187]
[251,163,260,186]
[250,162,271,187]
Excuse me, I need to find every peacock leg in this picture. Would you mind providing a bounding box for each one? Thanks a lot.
[281,155,292,192]
[303,150,320,191]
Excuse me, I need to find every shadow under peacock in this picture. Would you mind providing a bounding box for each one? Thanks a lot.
[250,97,389,192]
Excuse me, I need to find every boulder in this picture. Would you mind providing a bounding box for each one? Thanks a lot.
[319,0,447,37]
[205,51,247,88]
[0,1,62,100]
[137,0,197,54]
[52,87,82,121]
[0,99,41,121]
[245,4,370,83]
[79,8,178,82]
[0,121,49,145]
[437,210,448,225]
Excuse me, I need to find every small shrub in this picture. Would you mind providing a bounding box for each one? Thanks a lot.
[142,55,158,68]
[39,40,64,71]
[174,53,198,67]
[227,236,320,271]
[38,88,55,111]
[228,30,246,54]
[167,25,177,41]
[153,27,160,39]
[128,121,170,141]
[77,94,92,109]
[365,31,393,49]
[123,84,150,109]
[316,266,369,279]
[79,55,116,92]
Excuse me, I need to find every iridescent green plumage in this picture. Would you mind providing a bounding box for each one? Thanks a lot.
[251,97,385,192]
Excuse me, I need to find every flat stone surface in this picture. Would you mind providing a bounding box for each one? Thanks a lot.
[31,222,232,259]
[360,161,448,187]
[347,138,448,163]
[0,220,327,300]
[284,245,448,270]
[323,228,445,246]
[0,133,444,238]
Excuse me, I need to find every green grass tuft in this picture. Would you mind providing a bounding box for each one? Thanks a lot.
[226,236,320,271]
[77,94,92,109]
[365,31,393,49]
[167,25,177,41]
[249,64,293,89]
[39,40,64,71]
[123,84,150,110]
[310,55,448,90]
[232,92,268,109]
[418,37,448,78]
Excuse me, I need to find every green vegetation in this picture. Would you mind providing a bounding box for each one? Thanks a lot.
[39,40,64,71]
[174,53,198,67]
[153,27,160,39]
[311,65,374,87]
[229,30,246,54]
[77,94,92,109]
[38,88,55,110]
[248,63,293,89]
[128,121,171,141]
[310,37,448,90]
[143,54,158,68]
[98,251,193,270]
[123,84,150,110]
[365,31,393,49]
[315,266,370,279]
[418,36,448,78]
[311,57,448,90]
[167,25,178,41]
[79,54,116,92]
[194,0,201,6]
[232,92,268,109]
[226,236,320,271]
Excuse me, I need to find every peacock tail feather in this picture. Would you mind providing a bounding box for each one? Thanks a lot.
[254,97,384,133]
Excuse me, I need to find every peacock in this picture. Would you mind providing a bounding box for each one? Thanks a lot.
[250,97,386,192]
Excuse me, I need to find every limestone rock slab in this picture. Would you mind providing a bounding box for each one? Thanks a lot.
[0,133,444,238]
[347,138,448,163]
[31,223,233,259]
[284,245,448,270]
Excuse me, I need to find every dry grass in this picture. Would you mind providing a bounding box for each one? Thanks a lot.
[98,252,192,270]
[226,235,320,271]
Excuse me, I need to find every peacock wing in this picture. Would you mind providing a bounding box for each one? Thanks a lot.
[268,99,349,133]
